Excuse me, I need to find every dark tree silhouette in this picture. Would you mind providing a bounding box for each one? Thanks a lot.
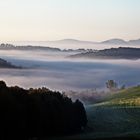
[0,81,87,140]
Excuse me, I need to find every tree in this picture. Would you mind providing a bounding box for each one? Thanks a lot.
[106,80,118,91]
[120,85,126,90]
[0,81,87,139]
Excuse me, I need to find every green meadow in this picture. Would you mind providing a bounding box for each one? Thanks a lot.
[48,86,140,140]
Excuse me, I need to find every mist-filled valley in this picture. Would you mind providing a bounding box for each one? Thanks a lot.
[2,47,140,139]
[0,49,140,92]
[1,0,140,139]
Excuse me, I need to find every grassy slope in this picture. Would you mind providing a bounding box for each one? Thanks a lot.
[84,86,140,139]
[47,86,140,140]
[96,86,140,106]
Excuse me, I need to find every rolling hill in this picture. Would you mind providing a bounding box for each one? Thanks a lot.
[9,38,140,49]
[0,58,20,68]
[2,38,140,51]
[101,38,127,45]
[46,86,140,140]
[0,43,87,53]
[95,86,140,106]
[69,47,140,60]
[84,86,140,139]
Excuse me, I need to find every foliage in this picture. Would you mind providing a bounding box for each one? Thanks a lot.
[106,80,118,91]
[0,81,87,140]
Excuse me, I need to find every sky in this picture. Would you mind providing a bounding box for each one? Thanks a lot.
[0,0,140,41]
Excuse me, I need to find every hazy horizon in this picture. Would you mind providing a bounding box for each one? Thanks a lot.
[0,0,140,42]
[4,37,140,42]
[4,38,140,50]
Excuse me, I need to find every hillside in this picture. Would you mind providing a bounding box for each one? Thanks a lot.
[83,86,140,139]
[69,47,140,60]
[96,86,140,106]
[0,43,61,51]
[0,58,20,68]
[0,81,87,139]
[47,86,140,140]
[0,43,87,53]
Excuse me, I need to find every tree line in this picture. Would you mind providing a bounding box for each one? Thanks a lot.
[0,81,87,140]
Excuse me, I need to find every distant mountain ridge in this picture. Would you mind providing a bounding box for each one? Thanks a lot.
[47,39,96,44]
[46,38,140,45]
[101,39,127,45]
[101,38,140,45]
[128,39,140,45]
[40,38,140,46]
[1,38,140,51]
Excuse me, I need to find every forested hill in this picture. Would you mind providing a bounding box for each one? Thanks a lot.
[0,81,87,139]
[0,43,86,53]
[0,43,61,51]
[0,58,20,68]
[69,47,140,59]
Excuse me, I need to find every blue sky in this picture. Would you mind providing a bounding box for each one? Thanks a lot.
[0,0,140,41]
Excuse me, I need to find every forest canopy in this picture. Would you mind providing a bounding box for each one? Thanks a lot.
[0,81,87,139]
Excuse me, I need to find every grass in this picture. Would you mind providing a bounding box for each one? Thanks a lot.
[97,86,140,106]
[46,86,140,140]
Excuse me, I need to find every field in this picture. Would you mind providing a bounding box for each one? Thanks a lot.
[46,86,140,140]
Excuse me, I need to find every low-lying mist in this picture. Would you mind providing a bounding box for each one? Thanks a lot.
[0,50,140,101]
